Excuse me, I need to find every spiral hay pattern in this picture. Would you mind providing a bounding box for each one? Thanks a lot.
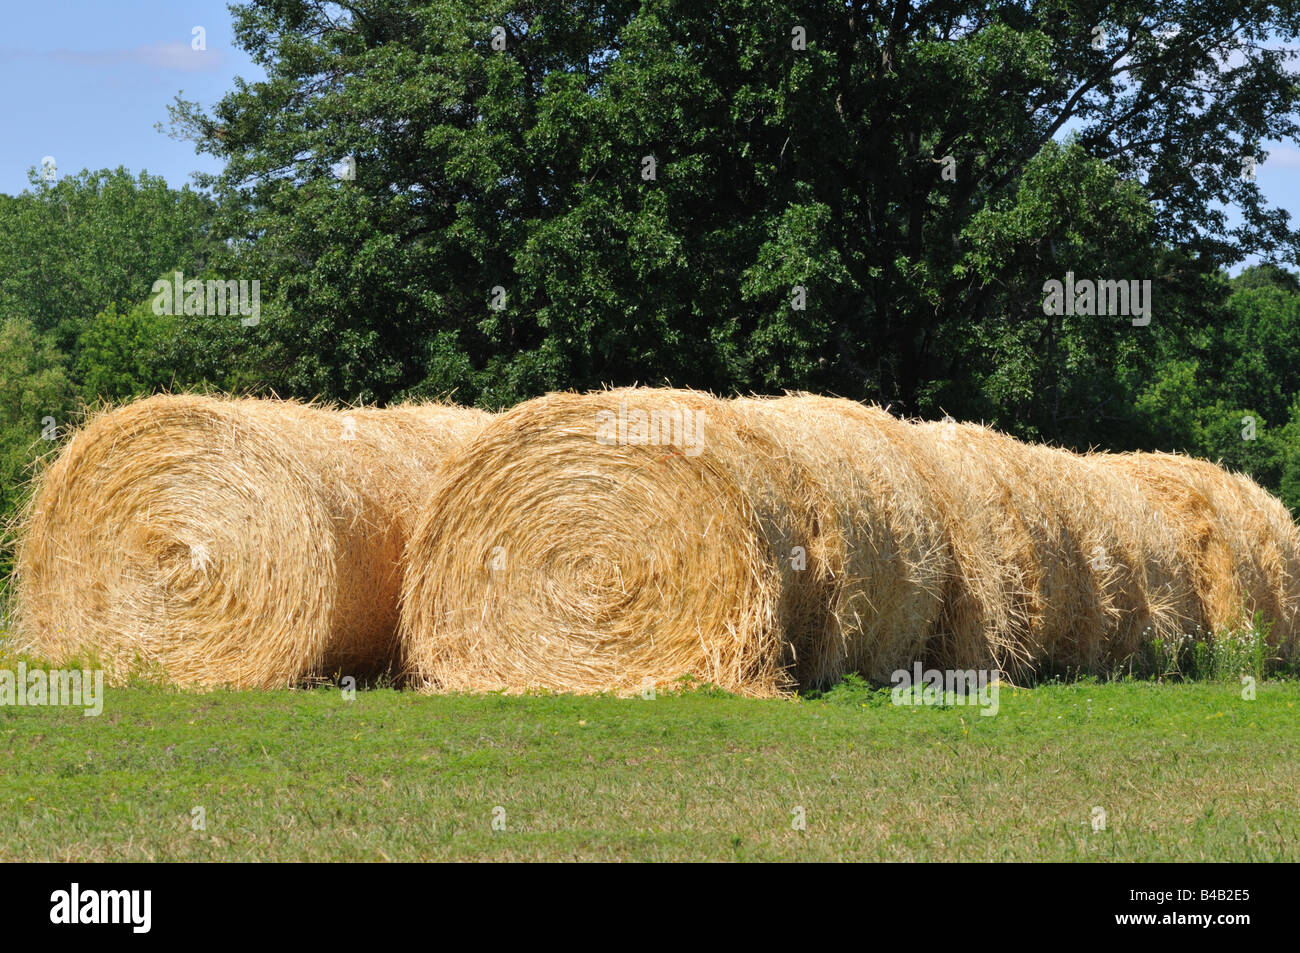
[400,388,828,696]
[14,394,489,686]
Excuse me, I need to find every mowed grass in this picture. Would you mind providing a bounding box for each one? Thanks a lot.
[2,677,1298,861]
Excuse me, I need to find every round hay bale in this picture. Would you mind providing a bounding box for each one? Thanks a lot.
[909,421,1197,674]
[318,401,493,675]
[730,395,985,681]
[898,421,1039,677]
[13,394,489,686]
[400,387,819,696]
[1102,452,1300,653]
[1073,449,1202,661]
[1222,470,1300,653]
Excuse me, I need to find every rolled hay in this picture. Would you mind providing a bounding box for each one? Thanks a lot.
[908,421,1199,675]
[729,395,1013,680]
[400,388,818,696]
[13,394,490,686]
[1100,452,1300,653]
[1221,470,1300,654]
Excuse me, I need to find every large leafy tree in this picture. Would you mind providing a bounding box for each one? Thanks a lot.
[0,168,217,355]
[74,300,182,404]
[164,0,1299,431]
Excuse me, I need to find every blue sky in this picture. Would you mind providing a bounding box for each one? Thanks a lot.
[0,1,262,195]
[1,1,1296,272]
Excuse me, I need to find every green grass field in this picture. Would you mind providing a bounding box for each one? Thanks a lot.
[2,675,1297,861]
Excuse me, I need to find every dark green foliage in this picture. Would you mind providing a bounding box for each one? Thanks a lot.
[159,0,1299,418]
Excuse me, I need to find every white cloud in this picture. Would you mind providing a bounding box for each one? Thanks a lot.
[1263,144,1300,169]
[1,43,226,73]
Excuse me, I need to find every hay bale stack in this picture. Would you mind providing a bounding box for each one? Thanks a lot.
[316,402,493,675]
[400,388,821,696]
[14,394,489,686]
[1072,450,1202,661]
[909,421,1198,673]
[1102,452,1300,652]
